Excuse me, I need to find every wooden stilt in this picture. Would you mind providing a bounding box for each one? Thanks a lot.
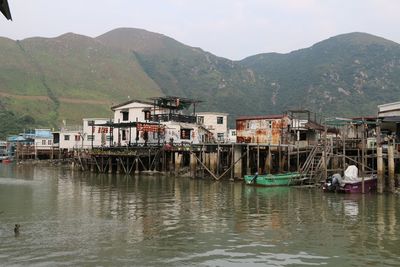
[217,144,220,176]
[246,145,250,175]
[230,144,234,180]
[266,147,272,174]
[190,147,197,178]
[257,144,260,174]
[108,157,112,174]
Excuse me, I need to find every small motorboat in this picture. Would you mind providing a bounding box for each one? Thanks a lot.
[323,165,377,193]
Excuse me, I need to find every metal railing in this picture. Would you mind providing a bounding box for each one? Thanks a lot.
[151,113,196,123]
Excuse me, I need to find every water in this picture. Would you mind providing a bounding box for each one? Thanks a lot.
[0,163,399,266]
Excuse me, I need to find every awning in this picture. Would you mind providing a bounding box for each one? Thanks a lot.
[0,0,12,20]
[381,116,400,122]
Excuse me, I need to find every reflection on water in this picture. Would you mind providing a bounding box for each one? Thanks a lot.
[0,163,399,266]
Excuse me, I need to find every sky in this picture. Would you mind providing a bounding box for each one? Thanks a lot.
[1,0,400,60]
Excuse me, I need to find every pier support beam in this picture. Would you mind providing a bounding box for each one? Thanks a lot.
[234,145,242,179]
[116,159,121,174]
[388,144,395,193]
[190,151,197,178]
[175,153,182,176]
[210,152,217,174]
[377,146,384,194]
[265,147,272,174]
[108,158,112,174]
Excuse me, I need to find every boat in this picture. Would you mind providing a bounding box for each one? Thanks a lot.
[322,165,377,193]
[244,172,301,187]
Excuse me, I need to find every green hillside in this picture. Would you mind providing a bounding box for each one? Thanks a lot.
[241,32,400,117]
[0,32,163,137]
[1,29,400,138]
[97,28,264,118]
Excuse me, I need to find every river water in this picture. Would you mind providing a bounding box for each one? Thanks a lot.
[0,163,399,266]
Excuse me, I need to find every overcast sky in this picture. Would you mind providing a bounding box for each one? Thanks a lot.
[1,0,400,60]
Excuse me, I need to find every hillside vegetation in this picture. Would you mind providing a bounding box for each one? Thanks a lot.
[1,29,400,138]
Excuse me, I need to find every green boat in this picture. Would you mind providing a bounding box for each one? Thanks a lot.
[244,172,301,187]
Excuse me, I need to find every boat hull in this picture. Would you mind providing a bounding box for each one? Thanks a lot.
[323,177,377,193]
[244,173,300,187]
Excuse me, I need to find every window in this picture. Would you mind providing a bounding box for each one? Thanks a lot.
[231,130,236,136]
[122,130,127,141]
[48,140,52,145]
[42,140,46,145]
[64,135,70,141]
[217,133,224,141]
[217,117,224,124]
[87,135,94,141]
[87,120,94,126]
[197,116,204,124]
[121,111,129,121]
[144,110,151,120]
[75,135,80,141]
[266,121,272,129]
[180,129,191,140]
[106,135,112,141]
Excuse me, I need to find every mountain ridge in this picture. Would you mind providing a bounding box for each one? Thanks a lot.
[0,29,399,138]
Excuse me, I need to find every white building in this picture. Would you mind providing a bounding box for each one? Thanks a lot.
[34,129,53,150]
[378,101,400,117]
[110,98,208,145]
[196,112,228,142]
[82,118,113,148]
[57,128,83,151]
[56,119,113,151]
[111,100,157,146]
[228,129,237,143]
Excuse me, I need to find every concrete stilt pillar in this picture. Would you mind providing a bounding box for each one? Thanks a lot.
[175,153,182,176]
[190,152,197,178]
[135,158,139,175]
[377,146,383,194]
[388,145,395,193]
[116,159,121,174]
[210,152,217,174]
[234,145,242,179]
[205,152,210,170]
[265,148,272,174]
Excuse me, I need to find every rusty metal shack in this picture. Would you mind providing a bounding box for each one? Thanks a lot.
[236,110,323,147]
[236,115,290,144]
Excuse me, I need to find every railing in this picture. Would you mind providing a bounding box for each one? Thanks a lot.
[151,113,196,123]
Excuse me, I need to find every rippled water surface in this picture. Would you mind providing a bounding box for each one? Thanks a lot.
[0,163,399,266]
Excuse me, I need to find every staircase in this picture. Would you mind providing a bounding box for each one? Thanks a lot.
[299,144,333,184]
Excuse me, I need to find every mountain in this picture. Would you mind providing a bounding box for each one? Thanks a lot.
[97,28,263,116]
[241,32,400,116]
[0,29,400,138]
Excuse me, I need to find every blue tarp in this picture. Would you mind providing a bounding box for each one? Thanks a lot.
[7,135,26,142]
